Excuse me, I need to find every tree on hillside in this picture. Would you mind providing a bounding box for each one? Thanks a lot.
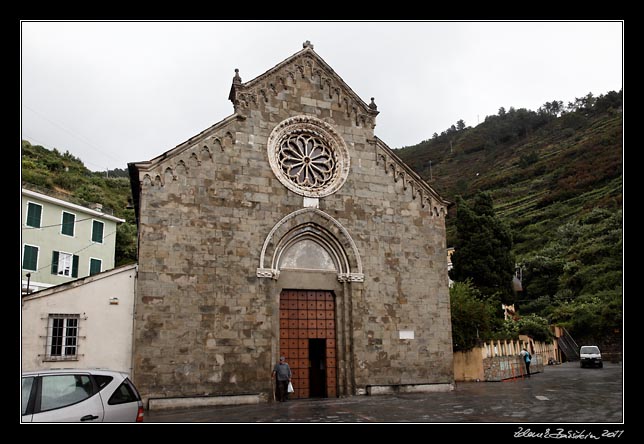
[449,191,516,305]
[115,222,138,267]
[539,100,564,117]
[450,280,498,351]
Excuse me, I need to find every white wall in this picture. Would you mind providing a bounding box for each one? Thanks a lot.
[21,265,136,374]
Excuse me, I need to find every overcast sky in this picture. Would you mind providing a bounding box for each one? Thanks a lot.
[21,21,623,172]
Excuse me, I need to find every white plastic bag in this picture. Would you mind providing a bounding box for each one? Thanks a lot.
[287,381,294,393]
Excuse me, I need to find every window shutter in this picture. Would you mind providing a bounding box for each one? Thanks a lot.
[72,255,79,278]
[92,221,104,243]
[22,247,29,269]
[89,258,101,276]
[27,204,41,228]
[62,212,75,236]
[22,245,38,270]
[51,251,59,275]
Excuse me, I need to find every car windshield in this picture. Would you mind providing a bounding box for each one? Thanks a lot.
[580,346,600,354]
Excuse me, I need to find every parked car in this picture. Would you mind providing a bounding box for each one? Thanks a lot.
[22,368,144,422]
[579,345,603,368]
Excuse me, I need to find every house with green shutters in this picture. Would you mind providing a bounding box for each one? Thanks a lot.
[21,186,125,294]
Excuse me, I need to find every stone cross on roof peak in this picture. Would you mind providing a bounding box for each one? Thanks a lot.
[303,40,314,49]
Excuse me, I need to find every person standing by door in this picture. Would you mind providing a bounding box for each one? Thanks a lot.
[272,356,292,402]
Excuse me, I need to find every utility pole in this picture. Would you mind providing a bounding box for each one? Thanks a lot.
[429,160,433,181]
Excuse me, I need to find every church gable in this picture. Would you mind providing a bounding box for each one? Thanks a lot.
[229,41,379,130]
[130,41,448,219]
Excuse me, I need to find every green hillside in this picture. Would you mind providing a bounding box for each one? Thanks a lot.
[396,90,622,347]
[21,140,137,267]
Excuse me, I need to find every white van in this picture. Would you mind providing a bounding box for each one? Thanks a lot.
[579,345,603,368]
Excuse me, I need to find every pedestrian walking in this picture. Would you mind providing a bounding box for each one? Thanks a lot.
[271,356,292,402]
[520,347,532,377]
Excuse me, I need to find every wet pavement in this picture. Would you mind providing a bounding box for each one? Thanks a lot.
[145,362,623,424]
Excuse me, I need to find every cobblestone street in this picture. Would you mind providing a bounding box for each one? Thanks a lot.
[146,362,623,424]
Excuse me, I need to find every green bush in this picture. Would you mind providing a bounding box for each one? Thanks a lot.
[450,280,499,352]
[516,313,553,342]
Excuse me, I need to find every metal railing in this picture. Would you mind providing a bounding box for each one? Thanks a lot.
[557,327,580,361]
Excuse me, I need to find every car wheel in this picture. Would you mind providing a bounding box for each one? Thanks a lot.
[580,362,584,368]
[598,362,603,368]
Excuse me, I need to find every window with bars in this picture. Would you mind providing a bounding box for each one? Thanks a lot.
[51,251,79,278]
[61,211,76,236]
[45,314,80,361]
[26,202,42,228]
[92,220,104,243]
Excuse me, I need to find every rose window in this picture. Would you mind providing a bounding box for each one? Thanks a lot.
[278,133,336,190]
[267,116,350,198]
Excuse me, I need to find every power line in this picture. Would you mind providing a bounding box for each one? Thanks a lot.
[21,104,124,165]
[22,216,96,230]
[21,133,108,172]
[23,229,118,274]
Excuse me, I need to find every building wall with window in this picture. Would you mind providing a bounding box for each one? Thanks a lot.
[21,188,125,293]
[21,264,137,373]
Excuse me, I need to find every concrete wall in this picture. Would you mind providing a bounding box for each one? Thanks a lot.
[453,338,556,381]
[21,264,137,374]
[453,346,484,382]
[131,46,453,403]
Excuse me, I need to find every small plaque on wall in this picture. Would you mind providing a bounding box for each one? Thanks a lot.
[303,197,319,208]
[399,330,414,340]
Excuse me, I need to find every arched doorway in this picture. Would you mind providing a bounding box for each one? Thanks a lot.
[277,235,338,399]
[258,208,364,399]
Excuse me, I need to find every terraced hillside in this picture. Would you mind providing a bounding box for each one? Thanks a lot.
[396,95,622,256]
[396,91,623,347]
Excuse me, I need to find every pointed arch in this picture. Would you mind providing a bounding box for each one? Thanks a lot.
[257,208,363,282]
[176,159,188,175]
[200,145,212,162]
[142,174,153,188]
[164,167,174,184]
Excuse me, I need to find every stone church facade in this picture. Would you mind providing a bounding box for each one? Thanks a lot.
[128,42,454,405]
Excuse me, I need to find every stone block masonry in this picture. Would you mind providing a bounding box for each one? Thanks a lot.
[129,42,453,406]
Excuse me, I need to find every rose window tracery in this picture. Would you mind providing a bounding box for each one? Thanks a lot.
[278,133,336,190]
[267,116,349,198]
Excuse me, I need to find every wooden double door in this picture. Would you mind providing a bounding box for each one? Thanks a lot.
[279,290,337,399]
